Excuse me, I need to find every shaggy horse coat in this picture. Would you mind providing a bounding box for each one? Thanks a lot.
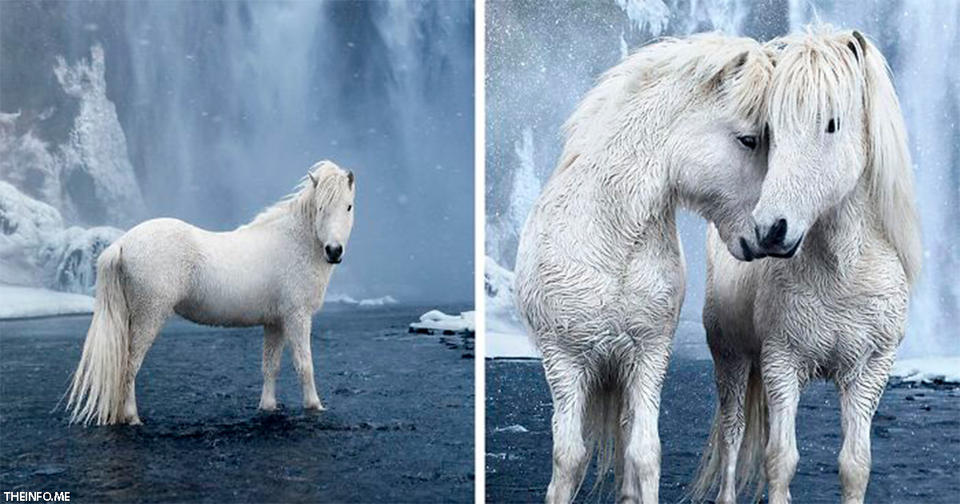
[514,34,773,503]
[66,161,356,425]
[692,27,920,504]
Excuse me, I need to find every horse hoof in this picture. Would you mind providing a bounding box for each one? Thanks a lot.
[127,416,142,426]
[304,401,325,412]
[259,400,278,412]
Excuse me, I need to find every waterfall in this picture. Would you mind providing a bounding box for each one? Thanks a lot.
[1,1,475,302]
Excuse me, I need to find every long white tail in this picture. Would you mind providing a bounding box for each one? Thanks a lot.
[690,364,768,502]
[583,384,623,497]
[66,244,130,425]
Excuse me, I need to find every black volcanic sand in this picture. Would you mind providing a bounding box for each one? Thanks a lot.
[0,305,474,503]
[486,359,960,503]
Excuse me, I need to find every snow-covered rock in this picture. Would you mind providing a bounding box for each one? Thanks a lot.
[0,285,94,319]
[891,357,960,385]
[0,182,121,294]
[410,309,475,335]
[485,256,539,359]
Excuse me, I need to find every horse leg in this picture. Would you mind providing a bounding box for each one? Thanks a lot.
[761,349,800,504]
[122,312,166,425]
[713,353,751,504]
[543,354,589,504]
[837,352,893,504]
[619,343,670,504]
[258,323,284,411]
[284,313,322,410]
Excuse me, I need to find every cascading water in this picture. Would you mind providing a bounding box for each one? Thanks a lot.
[0,0,474,302]
[486,0,958,357]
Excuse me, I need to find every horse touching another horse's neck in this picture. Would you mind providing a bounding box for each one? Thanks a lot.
[515,33,773,503]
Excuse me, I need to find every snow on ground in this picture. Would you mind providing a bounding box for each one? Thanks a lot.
[485,256,539,358]
[410,310,475,335]
[0,284,93,319]
[891,357,960,385]
[326,293,398,307]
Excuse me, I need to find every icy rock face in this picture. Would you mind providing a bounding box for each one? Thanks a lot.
[53,45,145,226]
[0,181,64,286]
[0,113,64,209]
[1,46,144,227]
[0,182,121,293]
[484,256,524,336]
[42,225,122,294]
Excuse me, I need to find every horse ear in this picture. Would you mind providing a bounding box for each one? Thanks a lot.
[848,30,867,62]
[709,51,749,91]
[308,172,318,187]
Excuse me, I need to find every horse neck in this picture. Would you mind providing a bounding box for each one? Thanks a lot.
[245,211,327,269]
[802,173,885,276]
[579,155,679,254]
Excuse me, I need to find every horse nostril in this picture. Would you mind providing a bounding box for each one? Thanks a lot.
[772,218,788,242]
[759,218,788,249]
[325,244,343,261]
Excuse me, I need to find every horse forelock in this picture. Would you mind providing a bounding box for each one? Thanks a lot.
[766,27,862,136]
[768,25,921,285]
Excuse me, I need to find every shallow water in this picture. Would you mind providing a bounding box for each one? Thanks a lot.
[486,359,960,503]
[0,305,474,502]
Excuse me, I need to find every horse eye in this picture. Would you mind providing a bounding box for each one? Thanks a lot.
[737,135,758,150]
[826,118,839,133]
[347,205,352,212]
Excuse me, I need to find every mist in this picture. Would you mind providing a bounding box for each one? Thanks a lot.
[486,0,959,357]
[1,0,475,304]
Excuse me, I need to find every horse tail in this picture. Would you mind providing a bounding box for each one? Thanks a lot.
[66,244,130,425]
[585,383,623,497]
[689,363,768,502]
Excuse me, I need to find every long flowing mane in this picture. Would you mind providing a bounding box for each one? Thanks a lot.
[555,32,772,178]
[239,160,348,230]
[766,26,921,285]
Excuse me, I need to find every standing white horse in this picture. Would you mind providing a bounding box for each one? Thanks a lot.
[66,160,356,425]
[514,34,773,503]
[692,28,920,504]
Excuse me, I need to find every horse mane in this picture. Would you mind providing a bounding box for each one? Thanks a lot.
[555,32,772,177]
[238,160,348,230]
[767,26,921,285]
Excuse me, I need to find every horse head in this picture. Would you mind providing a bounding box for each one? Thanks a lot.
[306,160,356,264]
[752,27,919,281]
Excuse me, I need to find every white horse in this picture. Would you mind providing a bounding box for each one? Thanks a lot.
[514,33,773,503]
[692,27,920,504]
[66,160,356,425]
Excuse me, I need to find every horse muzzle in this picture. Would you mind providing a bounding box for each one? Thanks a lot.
[324,243,344,264]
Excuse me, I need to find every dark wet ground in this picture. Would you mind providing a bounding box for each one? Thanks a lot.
[0,304,474,503]
[486,358,960,503]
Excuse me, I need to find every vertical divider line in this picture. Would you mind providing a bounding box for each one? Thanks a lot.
[473,0,487,503]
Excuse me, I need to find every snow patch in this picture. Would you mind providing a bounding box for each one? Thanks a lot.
[0,285,93,319]
[326,293,399,307]
[358,295,398,307]
[494,424,529,433]
[409,309,475,335]
[891,357,960,385]
[485,256,540,359]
